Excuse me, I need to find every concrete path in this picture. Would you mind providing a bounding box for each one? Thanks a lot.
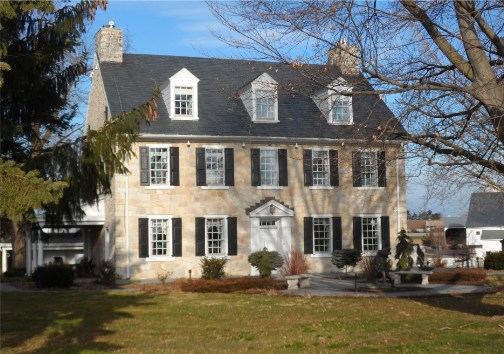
[282,273,493,297]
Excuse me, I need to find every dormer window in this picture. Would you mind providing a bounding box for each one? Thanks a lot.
[312,78,353,125]
[331,95,351,123]
[174,86,193,116]
[240,73,279,123]
[162,68,199,120]
[255,89,275,121]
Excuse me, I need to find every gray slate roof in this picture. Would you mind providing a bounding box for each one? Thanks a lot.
[100,54,406,140]
[466,192,504,228]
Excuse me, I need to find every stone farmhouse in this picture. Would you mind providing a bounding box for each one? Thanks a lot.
[84,24,407,279]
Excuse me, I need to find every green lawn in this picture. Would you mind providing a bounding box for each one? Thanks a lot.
[1,290,503,353]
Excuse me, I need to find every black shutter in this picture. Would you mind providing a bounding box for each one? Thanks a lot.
[138,218,149,258]
[381,216,390,249]
[139,147,150,186]
[330,150,339,187]
[278,149,288,186]
[195,218,206,256]
[225,148,234,186]
[352,152,362,187]
[332,217,342,251]
[172,218,182,257]
[251,149,261,186]
[227,217,238,256]
[353,217,362,251]
[304,217,313,254]
[170,147,179,186]
[303,150,313,186]
[196,148,206,186]
[378,151,387,187]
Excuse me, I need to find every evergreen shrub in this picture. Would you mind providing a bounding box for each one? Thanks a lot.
[32,264,74,288]
[200,257,227,280]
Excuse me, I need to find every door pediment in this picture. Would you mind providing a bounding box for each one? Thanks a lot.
[247,197,295,218]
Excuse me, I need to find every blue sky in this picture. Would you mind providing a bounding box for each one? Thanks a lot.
[83,0,472,217]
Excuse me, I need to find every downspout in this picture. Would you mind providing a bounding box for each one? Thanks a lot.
[396,144,403,233]
[125,159,130,279]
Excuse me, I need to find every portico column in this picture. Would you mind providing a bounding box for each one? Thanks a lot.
[1,247,7,274]
[26,235,32,275]
[37,230,43,267]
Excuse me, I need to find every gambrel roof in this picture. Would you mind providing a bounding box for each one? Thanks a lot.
[99,54,405,140]
[466,192,504,228]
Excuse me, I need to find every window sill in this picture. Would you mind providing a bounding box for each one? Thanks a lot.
[309,186,334,190]
[327,121,353,125]
[202,255,231,260]
[362,251,378,257]
[201,186,230,190]
[355,186,385,190]
[257,186,284,190]
[145,185,175,190]
[310,254,331,258]
[170,116,199,121]
[146,256,176,262]
[252,120,280,123]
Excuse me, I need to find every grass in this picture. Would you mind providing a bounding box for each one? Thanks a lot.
[2,289,504,353]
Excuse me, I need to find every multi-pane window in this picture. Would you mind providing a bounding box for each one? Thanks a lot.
[150,147,169,185]
[331,96,350,122]
[362,217,380,251]
[313,150,330,186]
[206,149,224,186]
[175,86,193,116]
[150,219,170,256]
[256,89,275,120]
[313,218,331,254]
[207,218,225,255]
[260,149,278,186]
[259,220,277,227]
[361,152,378,187]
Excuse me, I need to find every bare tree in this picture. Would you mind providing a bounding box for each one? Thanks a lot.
[208,0,504,192]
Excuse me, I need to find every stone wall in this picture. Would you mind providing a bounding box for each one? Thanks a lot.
[108,141,406,279]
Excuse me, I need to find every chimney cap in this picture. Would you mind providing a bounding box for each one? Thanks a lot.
[107,20,115,28]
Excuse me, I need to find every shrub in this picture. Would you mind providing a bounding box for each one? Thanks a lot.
[484,251,504,270]
[32,264,74,288]
[180,277,286,293]
[430,269,487,284]
[331,249,362,274]
[281,250,308,276]
[248,248,284,278]
[97,260,117,285]
[200,257,227,280]
[360,256,375,282]
[157,267,173,284]
[3,268,26,278]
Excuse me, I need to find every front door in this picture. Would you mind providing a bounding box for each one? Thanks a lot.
[250,218,291,275]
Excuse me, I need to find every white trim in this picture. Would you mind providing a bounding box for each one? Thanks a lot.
[312,216,333,256]
[201,186,230,190]
[257,186,284,190]
[202,144,227,149]
[146,256,176,262]
[359,215,382,253]
[168,68,200,120]
[147,215,174,258]
[203,216,228,257]
[355,187,385,190]
[144,144,172,188]
[251,73,279,123]
[309,186,334,190]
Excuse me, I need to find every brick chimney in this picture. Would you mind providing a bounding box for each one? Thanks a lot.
[95,20,123,63]
[327,39,359,75]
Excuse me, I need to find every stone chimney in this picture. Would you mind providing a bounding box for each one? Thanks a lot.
[95,20,123,63]
[327,39,359,75]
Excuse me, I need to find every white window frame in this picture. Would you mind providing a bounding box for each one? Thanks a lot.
[169,68,199,120]
[360,151,379,188]
[312,149,330,186]
[147,215,175,262]
[259,148,279,187]
[251,74,279,123]
[327,78,353,125]
[174,86,194,117]
[312,216,333,256]
[145,144,174,190]
[361,216,381,254]
[254,88,277,122]
[331,95,352,123]
[204,147,225,187]
[204,215,228,257]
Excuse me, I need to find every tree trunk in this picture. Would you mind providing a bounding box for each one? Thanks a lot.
[11,221,26,271]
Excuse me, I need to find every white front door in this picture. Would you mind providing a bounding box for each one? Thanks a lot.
[256,219,280,252]
[250,218,291,275]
